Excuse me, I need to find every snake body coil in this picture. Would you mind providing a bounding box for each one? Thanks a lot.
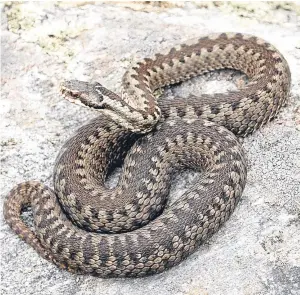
[3,33,291,277]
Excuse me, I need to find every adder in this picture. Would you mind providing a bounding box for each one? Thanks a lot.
[3,33,291,277]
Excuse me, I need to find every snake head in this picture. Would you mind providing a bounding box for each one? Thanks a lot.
[60,80,107,109]
[60,79,159,133]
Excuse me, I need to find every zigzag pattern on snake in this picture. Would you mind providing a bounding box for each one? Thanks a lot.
[3,33,291,277]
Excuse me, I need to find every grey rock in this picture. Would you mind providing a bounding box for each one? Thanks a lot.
[1,2,299,295]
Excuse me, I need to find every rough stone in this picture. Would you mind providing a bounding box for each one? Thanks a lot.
[1,2,299,295]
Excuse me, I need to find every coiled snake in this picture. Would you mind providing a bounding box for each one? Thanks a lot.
[3,33,291,278]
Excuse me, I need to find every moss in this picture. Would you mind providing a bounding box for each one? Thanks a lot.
[36,28,82,58]
[194,1,300,21]
[273,2,300,15]
[109,1,185,12]
[221,1,300,21]
[3,2,85,61]
[4,2,37,33]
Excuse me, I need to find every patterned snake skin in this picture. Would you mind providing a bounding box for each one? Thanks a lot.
[3,33,291,278]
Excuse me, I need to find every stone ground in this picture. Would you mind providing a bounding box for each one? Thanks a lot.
[1,2,300,295]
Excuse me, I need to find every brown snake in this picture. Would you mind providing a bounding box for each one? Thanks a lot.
[3,33,291,278]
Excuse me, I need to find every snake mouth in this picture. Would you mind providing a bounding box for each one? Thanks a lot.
[60,84,88,107]
[60,86,78,98]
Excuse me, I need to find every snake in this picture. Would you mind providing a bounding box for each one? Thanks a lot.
[3,33,291,278]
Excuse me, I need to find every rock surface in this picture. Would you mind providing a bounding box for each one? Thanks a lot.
[1,2,299,295]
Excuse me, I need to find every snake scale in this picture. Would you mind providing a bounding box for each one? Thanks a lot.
[4,33,291,278]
